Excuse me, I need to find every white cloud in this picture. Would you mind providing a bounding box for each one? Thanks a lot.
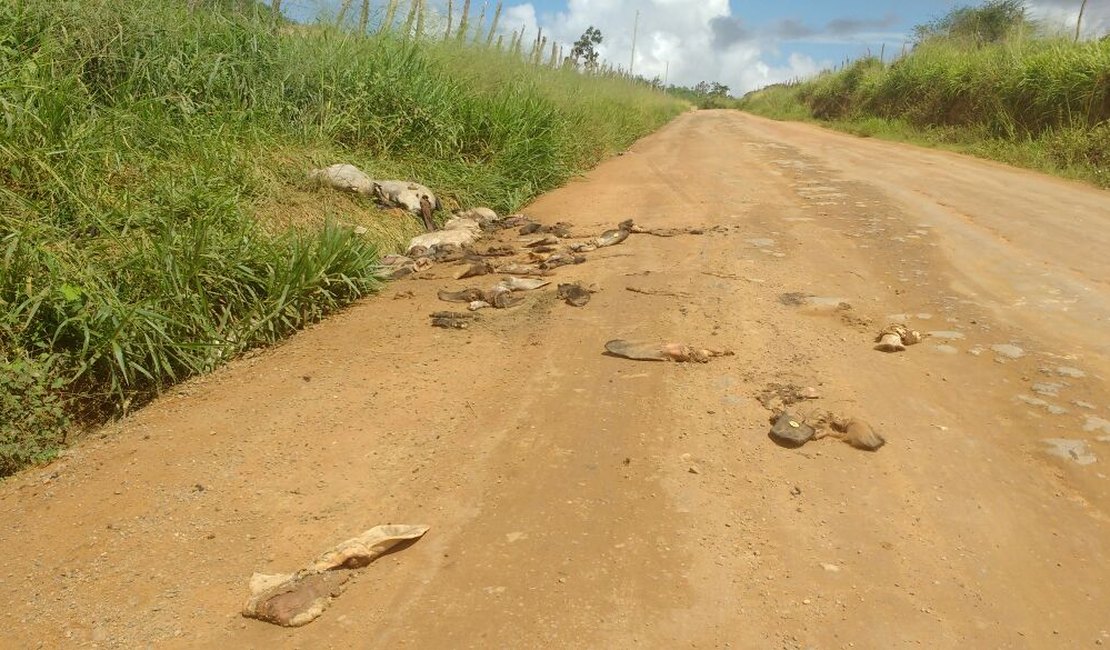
[1028,1,1110,39]
[498,0,832,95]
[501,3,540,42]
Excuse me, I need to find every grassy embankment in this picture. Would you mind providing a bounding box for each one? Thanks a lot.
[0,0,687,475]
[740,15,1110,187]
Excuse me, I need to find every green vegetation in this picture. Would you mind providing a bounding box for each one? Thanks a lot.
[739,0,1110,187]
[0,0,685,475]
[666,81,739,109]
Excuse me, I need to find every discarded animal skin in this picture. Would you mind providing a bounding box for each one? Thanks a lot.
[769,412,816,447]
[379,255,432,279]
[373,180,439,216]
[407,217,481,255]
[498,276,551,292]
[604,339,734,363]
[829,417,886,451]
[497,263,551,277]
[875,324,923,352]
[431,311,477,329]
[455,261,494,280]
[518,222,572,238]
[438,288,486,304]
[474,245,516,257]
[243,571,350,629]
[431,310,477,319]
[455,207,498,223]
[487,287,525,308]
[557,283,592,307]
[308,164,374,196]
[242,524,428,628]
[524,235,560,248]
[431,243,467,263]
[629,225,710,237]
[540,254,586,271]
[499,214,531,230]
[549,222,574,238]
[595,227,630,248]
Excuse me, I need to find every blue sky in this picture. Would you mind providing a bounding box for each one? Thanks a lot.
[285,1,1107,94]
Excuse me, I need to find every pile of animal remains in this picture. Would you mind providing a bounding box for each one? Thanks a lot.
[310,162,713,324]
[378,208,633,323]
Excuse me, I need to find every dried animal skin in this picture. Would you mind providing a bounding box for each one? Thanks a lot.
[475,245,516,257]
[374,180,439,215]
[874,324,922,352]
[488,289,524,308]
[407,217,481,255]
[498,277,551,291]
[243,524,428,627]
[438,288,486,303]
[497,264,551,277]
[455,262,494,280]
[540,254,586,270]
[308,524,429,572]
[244,571,351,628]
[455,207,498,222]
[557,283,592,307]
[829,417,886,451]
[524,235,560,248]
[629,225,709,237]
[308,164,374,195]
[604,339,734,363]
[595,228,630,248]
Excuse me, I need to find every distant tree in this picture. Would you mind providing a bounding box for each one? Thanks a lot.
[572,26,603,71]
[687,81,732,108]
[693,81,730,98]
[913,0,1032,45]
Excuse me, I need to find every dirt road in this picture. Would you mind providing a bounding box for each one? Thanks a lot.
[3,111,1109,649]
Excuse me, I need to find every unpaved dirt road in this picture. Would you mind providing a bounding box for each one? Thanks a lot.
[3,111,1110,649]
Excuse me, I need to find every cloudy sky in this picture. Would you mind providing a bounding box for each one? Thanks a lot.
[286,1,1110,95]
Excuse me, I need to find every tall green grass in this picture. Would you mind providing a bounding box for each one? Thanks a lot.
[740,37,1110,187]
[0,0,686,475]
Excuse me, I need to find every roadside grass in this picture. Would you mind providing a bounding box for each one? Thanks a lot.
[738,37,1110,188]
[0,0,687,475]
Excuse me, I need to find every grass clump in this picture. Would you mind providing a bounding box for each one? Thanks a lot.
[739,1,1110,187]
[0,0,686,475]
